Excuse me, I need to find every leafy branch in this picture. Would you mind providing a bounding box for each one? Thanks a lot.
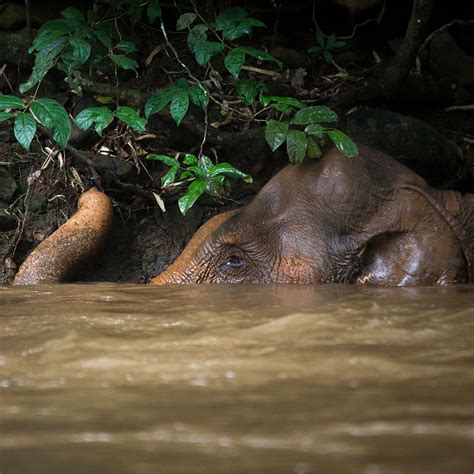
[147,153,252,215]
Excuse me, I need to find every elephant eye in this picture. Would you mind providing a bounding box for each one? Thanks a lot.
[226,254,246,269]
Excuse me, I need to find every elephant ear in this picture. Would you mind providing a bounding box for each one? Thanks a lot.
[355,186,470,286]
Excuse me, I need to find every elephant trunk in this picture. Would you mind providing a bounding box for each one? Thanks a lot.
[149,210,237,285]
[13,187,113,285]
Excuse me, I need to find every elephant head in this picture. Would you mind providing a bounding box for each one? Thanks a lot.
[151,145,473,286]
[13,145,473,286]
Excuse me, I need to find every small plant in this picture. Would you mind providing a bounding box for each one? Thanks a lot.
[20,7,142,96]
[265,104,358,163]
[147,153,252,215]
[308,32,345,64]
[176,6,281,76]
[145,79,208,126]
[0,95,71,150]
[75,105,146,135]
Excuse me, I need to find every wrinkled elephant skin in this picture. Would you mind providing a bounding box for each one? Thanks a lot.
[13,145,474,286]
[13,187,113,285]
[151,145,473,286]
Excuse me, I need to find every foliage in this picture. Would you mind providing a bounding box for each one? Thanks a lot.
[147,153,252,215]
[0,94,71,149]
[20,6,144,96]
[2,1,358,214]
[145,79,208,126]
[308,32,345,64]
[265,106,358,163]
[176,6,281,75]
[76,105,146,134]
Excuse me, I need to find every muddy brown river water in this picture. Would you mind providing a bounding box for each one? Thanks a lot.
[0,284,473,473]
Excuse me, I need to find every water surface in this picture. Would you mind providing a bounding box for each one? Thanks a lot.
[1,284,473,473]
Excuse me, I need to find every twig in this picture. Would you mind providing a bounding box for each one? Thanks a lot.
[24,0,32,40]
[312,0,386,40]
[445,105,474,112]
[241,65,280,79]
[0,64,14,93]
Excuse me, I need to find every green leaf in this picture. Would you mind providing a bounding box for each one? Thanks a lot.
[161,164,179,187]
[36,19,74,39]
[240,47,282,69]
[115,106,146,132]
[316,30,325,48]
[21,37,68,93]
[308,45,322,55]
[147,153,179,166]
[188,85,209,109]
[183,154,198,165]
[326,34,337,48]
[215,7,247,27]
[110,54,139,72]
[199,155,214,172]
[178,179,207,215]
[304,123,324,138]
[306,136,322,159]
[187,24,208,53]
[208,163,252,183]
[144,88,175,118]
[291,106,338,125]
[69,37,91,65]
[260,95,306,109]
[206,174,226,196]
[222,23,252,41]
[115,40,137,53]
[146,0,161,23]
[224,47,246,79]
[14,113,36,151]
[31,98,66,128]
[30,98,71,147]
[0,95,24,111]
[235,79,263,105]
[0,111,15,122]
[323,50,332,63]
[176,12,196,31]
[326,130,359,157]
[286,129,307,164]
[180,165,206,180]
[240,18,266,28]
[60,7,85,25]
[194,41,225,67]
[75,107,114,136]
[93,28,113,48]
[174,78,190,89]
[265,120,289,152]
[169,89,189,126]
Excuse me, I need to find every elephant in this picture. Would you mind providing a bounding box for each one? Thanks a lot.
[13,144,474,286]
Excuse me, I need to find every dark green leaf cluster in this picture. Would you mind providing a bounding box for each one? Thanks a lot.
[145,79,208,126]
[147,153,252,215]
[177,6,280,76]
[115,0,161,24]
[265,105,358,163]
[0,94,71,150]
[75,105,146,135]
[4,1,359,217]
[308,32,345,64]
[21,6,142,94]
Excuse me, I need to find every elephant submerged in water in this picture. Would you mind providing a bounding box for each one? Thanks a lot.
[13,145,474,286]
